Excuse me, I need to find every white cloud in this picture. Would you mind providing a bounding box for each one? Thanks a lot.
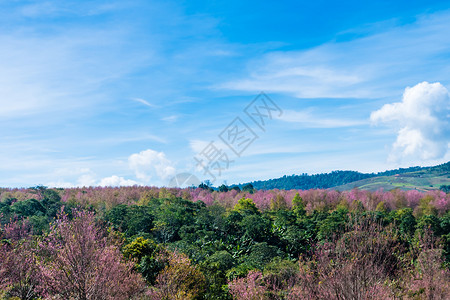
[278,109,366,128]
[218,10,450,99]
[371,81,450,162]
[189,139,210,154]
[162,115,179,122]
[45,180,75,188]
[128,149,176,182]
[46,167,97,188]
[220,63,366,98]
[131,98,158,108]
[46,169,139,188]
[18,1,126,18]
[76,173,98,187]
[98,175,139,187]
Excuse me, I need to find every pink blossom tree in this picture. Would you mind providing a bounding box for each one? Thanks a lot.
[39,209,146,300]
[0,239,40,300]
[228,271,267,300]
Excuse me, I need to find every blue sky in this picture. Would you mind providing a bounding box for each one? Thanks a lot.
[1,0,450,187]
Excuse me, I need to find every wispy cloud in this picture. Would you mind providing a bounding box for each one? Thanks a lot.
[218,10,450,99]
[2,1,450,187]
[162,115,179,122]
[131,98,159,108]
[278,109,367,128]
[99,133,167,145]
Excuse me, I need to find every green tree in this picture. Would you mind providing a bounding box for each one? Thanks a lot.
[292,193,306,217]
[233,198,259,215]
[317,208,349,241]
[218,184,229,192]
[200,251,235,299]
[416,215,442,236]
[242,183,255,194]
[391,208,416,237]
[241,214,271,243]
[247,242,283,270]
[11,199,45,218]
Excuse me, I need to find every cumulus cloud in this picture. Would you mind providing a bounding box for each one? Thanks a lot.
[370,81,450,162]
[128,149,176,183]
[76,173,98,187]
[45,180,75,188]
[47,175,138,188]
[98,175,139,187]
[46,167,139,188]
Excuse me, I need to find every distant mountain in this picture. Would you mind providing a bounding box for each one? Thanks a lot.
[237,162,450,191]
[334,161,450,192]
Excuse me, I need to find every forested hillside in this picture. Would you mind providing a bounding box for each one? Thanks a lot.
[247,171,374,190]
[1,186,450,299]
[241,163,450,190]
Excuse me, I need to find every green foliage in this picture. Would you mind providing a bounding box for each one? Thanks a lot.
[317,208,349,241]
[151,250,206,299]
[218,184,229,192]
[139,255,165,285]
[152,198,203,243]
[350,200,365,213]
[415,196,438,217]
[28,215,49,234]
[279,225,312,258]
[248,170,376,190]
[241,183,255,194]
[263,258,299,297]
[240,214,271,243]
[226,263,256,281]
[122,237,164,285]
[230,186,241,192]
[224,210,243,237]
[200,251,235,299]
[376,201,389,214]
[105,204,130,230]
[123,236,156,260]
[440,184,450,193]
[233,197,259,215]
[198,182,214,192]
[39,188,62,218]
[3,185,450,298]
[441,212,450,234]
[416,215,442,236]
[11,199,45,217]
[246,242,284,270]
[245,165,433,190]
[391,208,417,237]
[292,192,306,217]
[105,204,153,236]
[205,251,235,271]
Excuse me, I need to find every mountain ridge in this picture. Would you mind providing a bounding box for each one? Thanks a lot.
[235,161,450,191]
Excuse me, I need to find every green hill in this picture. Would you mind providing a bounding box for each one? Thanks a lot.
[334,161,450,191]
[240,162,450,191]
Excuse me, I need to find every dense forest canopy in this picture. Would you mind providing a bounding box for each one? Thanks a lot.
[1,185,450,299]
